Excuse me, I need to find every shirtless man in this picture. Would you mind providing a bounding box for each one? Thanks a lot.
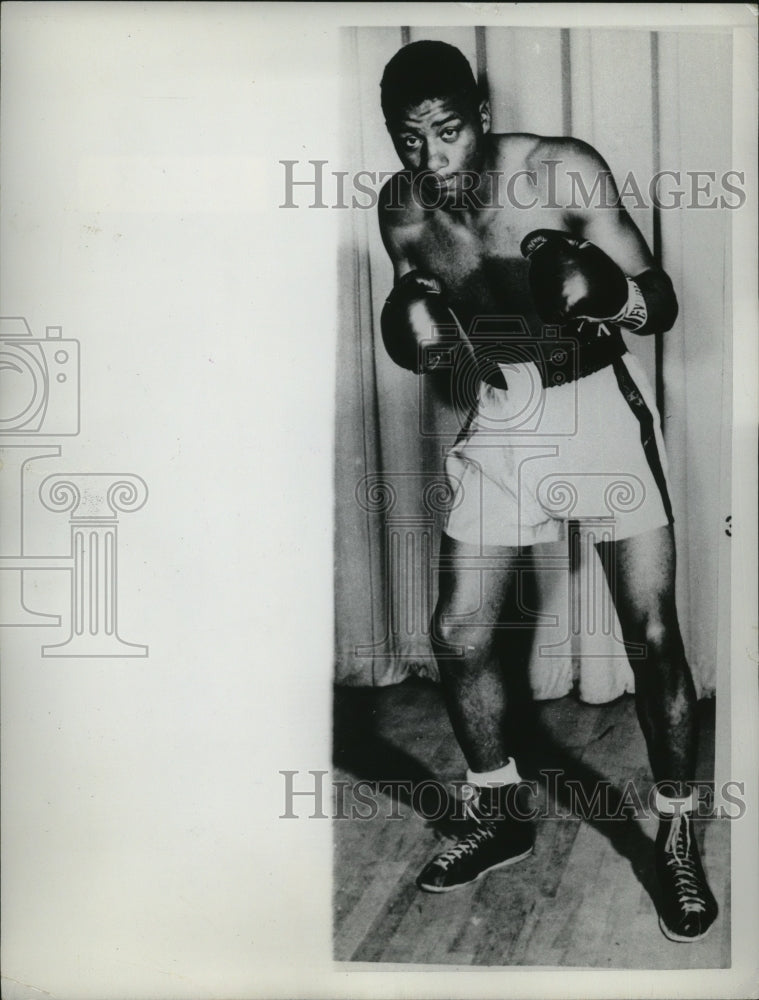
[377,40,718,943]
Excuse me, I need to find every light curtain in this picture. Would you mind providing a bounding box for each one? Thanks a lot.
[335,26,732,701]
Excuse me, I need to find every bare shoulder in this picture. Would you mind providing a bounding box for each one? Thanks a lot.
[378,172,424,229]
[488,132,544,170]
[378,172,426,263]
[530,136,616,198]
[486,132,608,181]
[524,135,611,178]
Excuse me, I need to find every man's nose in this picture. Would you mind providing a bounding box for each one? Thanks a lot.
[423,141,449,172]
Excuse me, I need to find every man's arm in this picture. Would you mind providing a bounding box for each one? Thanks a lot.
[377,179,473,374]
[378,178,416,281]
[544,140,678,335]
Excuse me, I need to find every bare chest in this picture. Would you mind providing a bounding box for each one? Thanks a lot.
[408,206,555,320]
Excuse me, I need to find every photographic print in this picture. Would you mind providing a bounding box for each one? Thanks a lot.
[1,4,756,999]
[331,18,746,971]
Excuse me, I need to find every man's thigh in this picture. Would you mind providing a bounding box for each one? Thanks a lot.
[435,532,535,629]
[595,523,678,631]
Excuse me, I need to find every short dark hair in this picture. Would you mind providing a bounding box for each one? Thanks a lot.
[380,40,480,124]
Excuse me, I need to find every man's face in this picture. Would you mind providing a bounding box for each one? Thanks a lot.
[387,95,490,200]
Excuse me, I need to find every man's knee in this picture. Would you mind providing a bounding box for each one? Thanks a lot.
[430,609,488,661]
[630,611,684,666]
[644,617,669,652]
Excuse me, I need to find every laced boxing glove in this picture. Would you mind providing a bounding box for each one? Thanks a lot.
[520,229,648,330]
[381,270,476,374]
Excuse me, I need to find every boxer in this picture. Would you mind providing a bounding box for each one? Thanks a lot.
[376,40,717,943]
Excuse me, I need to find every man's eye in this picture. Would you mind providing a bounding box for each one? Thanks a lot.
[441,127,460,141]
[402,136,421,150]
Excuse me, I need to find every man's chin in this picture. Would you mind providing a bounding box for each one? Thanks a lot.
[416,173,460,207]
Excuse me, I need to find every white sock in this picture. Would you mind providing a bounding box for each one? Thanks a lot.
[466,757,522,787]
[655,789,695,817]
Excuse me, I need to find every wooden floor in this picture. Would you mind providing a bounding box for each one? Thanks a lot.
[332,679,730,967]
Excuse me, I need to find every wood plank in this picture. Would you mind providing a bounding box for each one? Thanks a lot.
[334,861,409,961]
[333,685,729,966]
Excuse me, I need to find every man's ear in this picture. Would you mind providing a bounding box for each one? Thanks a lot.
[479,99,491,134]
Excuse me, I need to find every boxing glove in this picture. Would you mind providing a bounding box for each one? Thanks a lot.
[381,270,474,374]
[520,229,647,330]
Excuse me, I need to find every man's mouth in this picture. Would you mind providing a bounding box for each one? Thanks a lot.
[428,173,453,188]
[415,171,460,207]
[418,172,456,194]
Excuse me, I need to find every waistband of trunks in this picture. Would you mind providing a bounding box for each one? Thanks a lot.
[473,324,627,390]
[537,325,628,388]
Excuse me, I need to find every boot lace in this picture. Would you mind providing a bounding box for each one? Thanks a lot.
[663,813,707,914]
[434,822,497,872]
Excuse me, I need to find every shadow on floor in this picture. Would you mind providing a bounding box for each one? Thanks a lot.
[333,679,716,921]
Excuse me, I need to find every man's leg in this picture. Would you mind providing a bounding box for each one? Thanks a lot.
[596,524,718,941]
[432,533,532,770]
[416,532,535,892]
[595,524,696,790]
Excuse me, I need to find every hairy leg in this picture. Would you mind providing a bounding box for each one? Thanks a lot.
[431,533,536,773]
[596,524,698,794]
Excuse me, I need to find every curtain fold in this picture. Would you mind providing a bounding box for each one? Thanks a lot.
[335,26,730,701]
